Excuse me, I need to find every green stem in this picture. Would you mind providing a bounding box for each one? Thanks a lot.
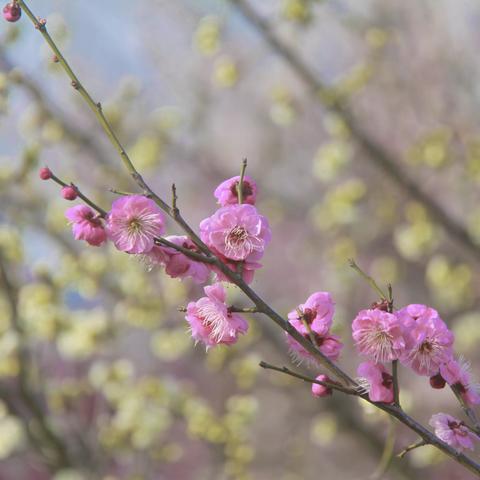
[392,360,400,407]
[237,158,247,204]
[348,258,387,300]
[397,439,427,459]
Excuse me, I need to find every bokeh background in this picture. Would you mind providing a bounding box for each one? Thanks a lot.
[1,0,480,478]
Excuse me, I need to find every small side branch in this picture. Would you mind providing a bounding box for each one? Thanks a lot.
[397,439,427,459]
[259,361,357,396]
[348,259,387,300]
[49,172,108,217]
[392,360,400,407]
[237,158,248,204]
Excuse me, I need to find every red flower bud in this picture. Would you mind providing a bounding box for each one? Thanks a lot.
[61,185,78,201]
[430,373,446,389]
[3,2,21,22]
[39,167,52,180]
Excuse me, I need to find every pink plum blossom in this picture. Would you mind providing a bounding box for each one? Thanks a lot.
[106,195,165,254]
[214,175,257,206]
[156,236,209,283]
[357,361,394,403]
[65,205,107,247]
[286,291,342,363]
[439,358,480,406]
[352,309,406,364]
[199,204,271,262]
[429,413,478,451]
[397,304,454,376]
[311,374,334,398]
[185,283,248,348]
[287,291,335,337]
[286,326,343,363]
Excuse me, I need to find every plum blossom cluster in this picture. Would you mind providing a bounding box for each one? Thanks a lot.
[40,162,480,455]
[42,167,270,349]
[350,303,479,407]
[278,283,479,452]
[348,302,479,450]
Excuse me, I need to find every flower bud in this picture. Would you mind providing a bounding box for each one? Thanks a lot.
[429,373,446,389]
[61,185,78,201]
[3,2,21,22]
[39,167,52,180]
[311,374,333,398]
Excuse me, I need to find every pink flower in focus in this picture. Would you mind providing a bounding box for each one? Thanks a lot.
[429,413,478,451]
[106,195,165,254]
[200,204,271,262]
[352,309,406,363]
[439,358,480,406]
[357,361,394,403]
[311,374,334,398]
[65,205,107,246]
[157,236,209,283]
[288,291,335,337]
[214,175,258,206]
[185,283,248,348]
[397,304,454,376]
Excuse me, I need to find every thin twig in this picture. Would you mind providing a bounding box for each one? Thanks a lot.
[451,385,480,435]
[392,360,400,407]
[237,158,247,204]
[348,259,387,300]
[49,172,108,217]
[259,361,356,395]
[171,183,179,217]
[397,439,427,459]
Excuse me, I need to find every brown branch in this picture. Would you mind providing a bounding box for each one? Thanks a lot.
[48,172,108,217]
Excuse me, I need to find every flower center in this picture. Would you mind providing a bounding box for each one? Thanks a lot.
[357,327,394,363]
[128,218,144,233]
[226,226,248,246]
[448,420,468,436]
[197,302,228,341]
[409,337,444,373]
[419,341,433,353]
